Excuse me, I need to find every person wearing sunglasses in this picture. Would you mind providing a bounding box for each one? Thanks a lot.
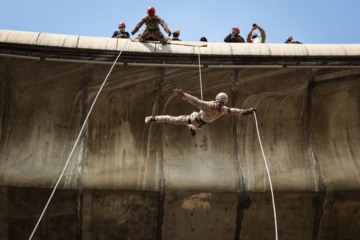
[145,89,255,136]
[224,27,245,43]
[112,22,130,38]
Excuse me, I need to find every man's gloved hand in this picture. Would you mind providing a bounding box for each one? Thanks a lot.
[164,27,171,37]
[242,108,256,115]
[131,30,136,35]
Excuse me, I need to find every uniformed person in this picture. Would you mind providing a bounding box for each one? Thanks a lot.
[131,6,171,44]
[145,89,256,136]
[172,29,181,41]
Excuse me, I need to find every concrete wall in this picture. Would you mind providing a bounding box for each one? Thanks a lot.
[0,30,360,239]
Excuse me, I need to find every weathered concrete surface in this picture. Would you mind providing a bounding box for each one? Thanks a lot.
[0,30,360,239]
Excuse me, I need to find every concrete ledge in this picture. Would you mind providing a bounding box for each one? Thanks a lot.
[77,35,117,51]
[37,32,79,48]
[267,43,309,56]
[304,44,348,56]
[0,29,40,45]
[341,44,360,55]
[2,29,360,59]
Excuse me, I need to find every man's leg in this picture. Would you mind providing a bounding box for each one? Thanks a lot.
[139,30,151,42]
[145,115,188,126]
[187,112,202,136]
[154,30,169,44]
[145,114,199,136]
[188,124,197,136]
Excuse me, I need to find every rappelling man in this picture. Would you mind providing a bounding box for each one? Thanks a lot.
[145,89,256,136]
[131,6,171,44]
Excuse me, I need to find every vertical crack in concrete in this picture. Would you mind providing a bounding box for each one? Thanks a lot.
[0,58,10,180]
[305,70,326,240]
[155,68,165,240]
[346,125,360,185]
[232,70,250,240]
[0,58,10,238]
[76,64,88,240]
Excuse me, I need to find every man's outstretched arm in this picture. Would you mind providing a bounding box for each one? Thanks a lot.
[173,89,208,110]
[131,16,146,35]
[227,107,256,115]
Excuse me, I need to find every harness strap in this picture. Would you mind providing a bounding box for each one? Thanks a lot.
[146,27,159,31]
[199,117,207,125]
[189,113,207,128]
[195,116,207,127]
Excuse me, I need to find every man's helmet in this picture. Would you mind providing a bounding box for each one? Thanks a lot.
[215,92,228,104]
[118,22,126,28]
[233,27,240,32]
[147,6,155,15]
[173,29,180,35]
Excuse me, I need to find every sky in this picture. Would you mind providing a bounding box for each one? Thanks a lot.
[1,0,360,44]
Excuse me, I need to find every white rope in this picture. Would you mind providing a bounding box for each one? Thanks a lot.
[197,46,203,101]
[253,111,278,240]
[29,38,130,240]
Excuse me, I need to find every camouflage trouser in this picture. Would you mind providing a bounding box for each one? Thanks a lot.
[139,28,169,44]
[155,112,206,131]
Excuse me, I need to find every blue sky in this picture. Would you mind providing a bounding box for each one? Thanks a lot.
[1,0,359,44]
